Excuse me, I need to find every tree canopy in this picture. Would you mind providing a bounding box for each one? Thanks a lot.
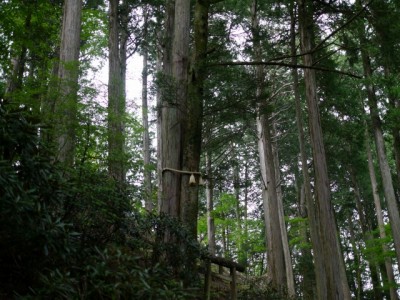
[1,0,400,298]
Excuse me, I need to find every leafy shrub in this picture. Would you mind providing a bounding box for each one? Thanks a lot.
[0,103,202,299]
[0,105,75,296]
[34,245,197,299]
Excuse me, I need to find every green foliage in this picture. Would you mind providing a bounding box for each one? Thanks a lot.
[33,245,196,299]
[0,103,202,299]
[80,6,108,65]
[287,217,312,250]
[0,104,75,295]
[361,224,396,265]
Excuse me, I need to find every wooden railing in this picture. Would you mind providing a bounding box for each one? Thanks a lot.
[202,254,245,300]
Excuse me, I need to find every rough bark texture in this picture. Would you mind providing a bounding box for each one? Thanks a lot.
[157,0,175,211]
[272,122,295,298]
[252,1,286,291]
[142,7,153,211]
[56,0,82,166]
[298,0,351,298]
[360,35,400,270]
[351,153,397,299]
[242,161,249,266]
[108,0,127,182]
[290,4,316,298]
[180,0,207,237]
[206,152,216,255]
[369,1,400,190]
[257,113,286,292]
[160,0,190,219]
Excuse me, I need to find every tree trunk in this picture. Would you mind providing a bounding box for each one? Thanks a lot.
[364,125,399,299]
[142,6,153,211]
[157,0,175,211]
[180,0,208,237]
[290,4,316,298]
[233,158,242,259]
[348,165,383,299]
[160,0,190,221]
[206,151,216,255]
[360,30,400,270]
[56,0,82,166]
[242,159,249,266]
[347,212,363,300]
[298,1,351,298]
[257,114,286,292]
[272,122,295,298]
[369,0,400,190]
[251,1,286,292]
[4,11,31,101]
[108,0,127,182]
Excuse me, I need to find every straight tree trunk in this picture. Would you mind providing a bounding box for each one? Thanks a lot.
[56,0,82,166]
[142,6,153,211]
[157,0,174,210]
[290,5,316,299]
[347,165,385,299]
[272,122,295,298]
[206,151,216,255]
[160,0,190,218]
[369,0,400,190]
[257,114,286,292]
[156,37,163,209]
[251,1,286,292]
[347,212,363,299]
[364,125,399,299]
[359,30,400,270]
[298,1,351,298]
[108,0,127,182]
[242,159,249,266]
[233,159,242,260]
[180,0,208,237]
[290,4,316,298]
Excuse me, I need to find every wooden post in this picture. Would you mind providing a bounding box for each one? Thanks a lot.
[204,259,211,300]
[230,266,237,300]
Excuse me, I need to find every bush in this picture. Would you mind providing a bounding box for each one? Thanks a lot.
[0,103,202,299]
[0,105,75,296]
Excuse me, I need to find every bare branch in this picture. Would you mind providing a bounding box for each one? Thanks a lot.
[259,1,373,63]
[210,61,362,79]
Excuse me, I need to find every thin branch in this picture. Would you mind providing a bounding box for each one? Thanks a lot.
[311,0,373,54]
[255,0,373,63]
[210,61,362,78]
[268,82,292,103]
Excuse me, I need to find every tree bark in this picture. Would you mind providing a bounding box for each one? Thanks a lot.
[206,151,216,255]
[160,0,192,223]
[298,0,351,298]
[56,0,82,166]
[142,6,153,211]
[364,125,399,299]
[346,211,363,300]
[359,29,400,270]
[272,122,295,298]
[252,1,286,291]
[368,0,400,190]
[347,165,382,299]
[290,4,316,298]
[180,0,208,237]
[107,0,127,182]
